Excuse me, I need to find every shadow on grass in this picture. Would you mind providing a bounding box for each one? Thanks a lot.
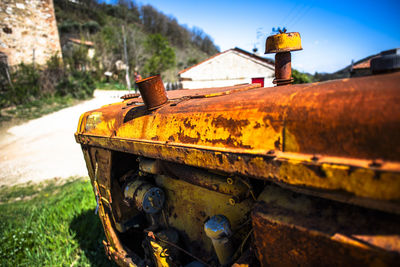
[70,208,118,267]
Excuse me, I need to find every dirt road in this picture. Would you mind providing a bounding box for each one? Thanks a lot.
[0,90,130,186]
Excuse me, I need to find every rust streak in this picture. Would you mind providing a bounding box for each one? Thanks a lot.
[212,115,250,137]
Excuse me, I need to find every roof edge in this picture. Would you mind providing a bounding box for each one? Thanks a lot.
[178,48,274,75]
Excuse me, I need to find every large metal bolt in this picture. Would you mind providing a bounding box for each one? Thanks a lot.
[204,215,234,266]
[136,75,168,110]
[265,30,302,86]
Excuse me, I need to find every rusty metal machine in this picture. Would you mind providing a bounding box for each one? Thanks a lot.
[75,32,400,266]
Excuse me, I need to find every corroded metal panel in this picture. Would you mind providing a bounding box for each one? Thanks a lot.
[155,174,252,258]
[75,73,400,266]
[77,72,400,161]
[75,73,400,213]
[76,135,400,214]
[252,185,400,266]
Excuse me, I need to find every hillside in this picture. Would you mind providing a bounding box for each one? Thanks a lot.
[53,0,220,83]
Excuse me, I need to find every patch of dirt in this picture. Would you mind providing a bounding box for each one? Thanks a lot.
[0,90,129,186]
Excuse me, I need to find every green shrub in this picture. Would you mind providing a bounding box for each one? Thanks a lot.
[7,64,40,106]
[293,69,314,84]
[143,34,175,76]
[59,20,81,33]
[56,71,95,99]
[62,43,90,71]
[187,58,199,67]
[1,53,95,113]
[40,55,65,95]
[82,21,100,34]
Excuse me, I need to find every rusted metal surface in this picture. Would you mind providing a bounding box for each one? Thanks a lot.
[136,75,168,110]
[160,161,249,200]
[155,174,252,259]
[252,184,400,266]
[78,72,400,160]
[75,72,400,212]
[77,135,400,214]
[121,93,140,100]
[265,31,302,86]
[118,83,262,108]
[89,149,138,267]
[76,71,400,266]
[85,148,145,267]
[165,83,261,99]
[274,51,293,85]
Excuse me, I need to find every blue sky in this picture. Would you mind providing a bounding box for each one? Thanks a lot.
[100,0,400,73]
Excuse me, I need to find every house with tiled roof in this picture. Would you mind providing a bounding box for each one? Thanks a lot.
[350,54,379,77]
[63,38,95,59]
[178,48,275,89]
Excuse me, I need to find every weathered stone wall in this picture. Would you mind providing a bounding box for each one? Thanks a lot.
[0,0,62,66]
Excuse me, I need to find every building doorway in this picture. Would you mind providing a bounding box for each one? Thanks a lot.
[251,77,264,87]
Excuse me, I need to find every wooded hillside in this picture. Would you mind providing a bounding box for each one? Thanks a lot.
[54,0,220,83]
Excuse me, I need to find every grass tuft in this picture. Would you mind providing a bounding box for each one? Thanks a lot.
[0,177,116,266]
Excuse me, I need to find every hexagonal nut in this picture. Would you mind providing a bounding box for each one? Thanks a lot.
[265,32,302,54]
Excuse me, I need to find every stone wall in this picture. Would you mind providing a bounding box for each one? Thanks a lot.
[0,0,62,66]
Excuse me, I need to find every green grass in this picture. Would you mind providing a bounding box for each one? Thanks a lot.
[0,95,83,126]
[95,81,129,91]
[0,177,116,266]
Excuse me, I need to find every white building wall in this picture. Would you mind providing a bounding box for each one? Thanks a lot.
[180,50,275,89]
[182,77,274,89]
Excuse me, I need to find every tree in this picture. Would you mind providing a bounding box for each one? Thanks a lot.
[127,26,146,72]
[292,69,313,84]
[93,25,123,71]
[143,34,175,76]
[141,5,158,34]
[191,27,219,55]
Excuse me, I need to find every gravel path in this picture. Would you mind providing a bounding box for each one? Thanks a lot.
[0,90,130,186]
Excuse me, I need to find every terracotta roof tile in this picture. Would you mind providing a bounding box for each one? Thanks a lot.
[352,56,378,70]
[68,38,94,47]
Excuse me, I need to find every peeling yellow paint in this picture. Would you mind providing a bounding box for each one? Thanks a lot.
[265,32,302,53]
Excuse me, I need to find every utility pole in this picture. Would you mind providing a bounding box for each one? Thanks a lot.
[122,25,131,91]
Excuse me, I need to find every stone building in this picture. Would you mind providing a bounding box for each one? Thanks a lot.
[0,0,62,66]
[179,48,275,89]
[63,38,95,60]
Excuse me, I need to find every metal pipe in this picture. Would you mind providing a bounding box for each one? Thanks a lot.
[204,215,234,266]
[274,51,293,85]
[136,75,168,110]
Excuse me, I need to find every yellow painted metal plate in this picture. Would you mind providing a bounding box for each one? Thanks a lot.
[265,32,302,53]
[76,73,400,214]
